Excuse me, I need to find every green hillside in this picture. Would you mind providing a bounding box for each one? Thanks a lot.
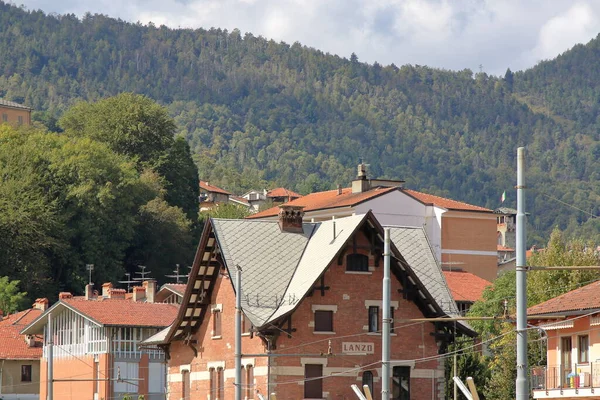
[0,1,598,243]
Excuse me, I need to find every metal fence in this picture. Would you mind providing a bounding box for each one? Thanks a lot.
[531,364,600,391]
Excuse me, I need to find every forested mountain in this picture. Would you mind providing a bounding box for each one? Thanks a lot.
[0,1,598,244]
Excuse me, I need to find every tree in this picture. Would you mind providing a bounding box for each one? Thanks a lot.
[0,276,27,314]
[199,203,250,223]
[59,93,176,164]
[468,228,600,399]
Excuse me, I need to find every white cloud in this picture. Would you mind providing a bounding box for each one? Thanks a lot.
[14,0,600,75]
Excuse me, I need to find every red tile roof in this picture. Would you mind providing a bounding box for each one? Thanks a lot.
[266,187,302,199]
[63,298,178,327]
[402,189,492,212]
[248,186,398,218]
[443,271,492,302]
[0,309,43,359]
[199,181,231,195]
[528,280,600,315]
[498,245,514,251]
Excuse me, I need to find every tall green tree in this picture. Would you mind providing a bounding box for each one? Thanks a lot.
[0,276,27,314]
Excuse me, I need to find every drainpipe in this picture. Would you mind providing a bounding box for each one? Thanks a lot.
[382,228,391,399]
[0,359,4,396]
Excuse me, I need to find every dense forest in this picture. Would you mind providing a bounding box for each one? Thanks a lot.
[0,1,599,245]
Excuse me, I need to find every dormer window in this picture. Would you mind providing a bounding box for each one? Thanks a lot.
[346,253,369,272]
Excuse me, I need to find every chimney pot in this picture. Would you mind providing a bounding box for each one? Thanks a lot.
[33,298,49,311]
[278,205,305,233]
[108,288,126,299]
[85,284,94,300]
[143,280,156,303]
[58,292,73,300]
[101,282,113,298]
[132,286,147,302]
[337,184,343,195]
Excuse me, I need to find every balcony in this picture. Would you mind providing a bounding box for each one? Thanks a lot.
[532,364,600,398]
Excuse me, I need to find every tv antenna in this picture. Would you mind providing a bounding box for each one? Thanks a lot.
[133,265,152,281]
[85,264,94,285]
[165,264,191,284]
[118,273,136,292]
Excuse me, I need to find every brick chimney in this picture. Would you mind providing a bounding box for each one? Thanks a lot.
[132,286,146,302]
[102,282,113,298]
[108,288,126,299]
[278,205,305,233]
[143,280,156,303]
[85,284,94,300]
[351,162,370,194]
[33,298,49,311]
[58,292,73,300]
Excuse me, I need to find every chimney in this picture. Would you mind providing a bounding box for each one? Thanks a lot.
[24,334,36,348]
[33,298,49,311]
[108,288,126,299]
[278,205,305,233]
[351,162,370,194]
[143,280,156,303]
[132,286,146,302]
[337,184,343,195]
[102,282,113,298]
[58,292,73,300]
[85,284,94,300]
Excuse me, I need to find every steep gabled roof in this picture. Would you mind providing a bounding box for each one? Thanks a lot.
[248,186,398,218]
[0,309,43,359]
[528,280,600,316]
[266,187,302,199]
[160,284,187,296]
[199,181,231,195]
[151,212,473,345]
[0,98,31,111]
[22,298,178,335]
[442,270,492,302]
[402,189,492,212]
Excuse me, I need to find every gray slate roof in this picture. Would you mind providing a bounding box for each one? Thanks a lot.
[0,98,31,110]
[388,227,459,316]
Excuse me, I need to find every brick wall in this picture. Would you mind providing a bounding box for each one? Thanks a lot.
[167,229,446,400]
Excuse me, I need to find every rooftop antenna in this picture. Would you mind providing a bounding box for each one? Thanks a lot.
[132,265,152,282]
[118,273,136,292]
[165,264,190,284]
[85,264,94,285]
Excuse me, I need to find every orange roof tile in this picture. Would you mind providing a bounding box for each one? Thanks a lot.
[528,280,600,315]
[0,309,43,359]
[443,271,492,302]
[199,181,231,195]
[498,245,514,251]
[267,188,302,199]
[63,298,178,327]
[248,186,398,218]
[402,189,492,212]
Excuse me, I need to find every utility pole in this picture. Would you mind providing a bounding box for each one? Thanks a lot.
[47,312,53,400]
[235,265,242,400]
[515,147,528,400]
[382,228,391,399]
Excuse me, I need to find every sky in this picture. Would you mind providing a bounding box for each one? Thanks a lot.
[11,0,600,75]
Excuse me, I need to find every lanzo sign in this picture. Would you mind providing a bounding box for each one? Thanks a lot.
[342,342,375,354]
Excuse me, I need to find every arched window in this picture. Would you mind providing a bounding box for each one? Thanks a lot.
[362,370,374,395]
[346,254,369,272]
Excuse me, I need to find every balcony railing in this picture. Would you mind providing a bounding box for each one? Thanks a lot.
[531,363,600,391]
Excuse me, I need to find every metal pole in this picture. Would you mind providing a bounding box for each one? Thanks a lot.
[47,312,53,400]
[516,146,528,399]
[235,266,242,400]
[382,228,391,399]
[453,352,458,400]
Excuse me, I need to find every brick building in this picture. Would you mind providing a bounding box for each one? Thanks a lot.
[249,163,498,281]
[0,98,31,126]
[0,302,45,400]
[145,208,473,399]
[22,282,178,400]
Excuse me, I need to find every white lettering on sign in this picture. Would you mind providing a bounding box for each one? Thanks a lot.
[342,342,375,354]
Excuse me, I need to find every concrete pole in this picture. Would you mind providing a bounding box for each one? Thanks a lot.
[515,147,528,399]
[382,228,391,399]
[235,267,242,400]
[47,312,53,400]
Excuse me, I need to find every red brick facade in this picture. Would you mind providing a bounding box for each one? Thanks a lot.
[167,229,446,400]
